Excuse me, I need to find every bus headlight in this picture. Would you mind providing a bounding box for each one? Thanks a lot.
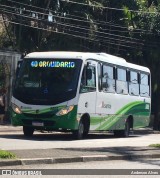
[11,103,22,114]
[56,105,74,116]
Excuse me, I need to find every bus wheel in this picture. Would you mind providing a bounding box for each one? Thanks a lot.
[83,119,90,137]
[114,121,130,137]
[72,120,85,139]
[124,121,130,137]
[23,126,34,137]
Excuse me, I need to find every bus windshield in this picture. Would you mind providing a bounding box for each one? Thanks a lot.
[13,58,82,105]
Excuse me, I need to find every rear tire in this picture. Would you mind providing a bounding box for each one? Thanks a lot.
[124,121,130,137]
[114,121,130,137]
[23,126,34,137]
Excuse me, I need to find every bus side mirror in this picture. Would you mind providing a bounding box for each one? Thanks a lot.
[16,60,23,77]
[86,68,92,80]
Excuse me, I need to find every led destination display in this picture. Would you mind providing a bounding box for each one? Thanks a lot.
[31,61,75,68]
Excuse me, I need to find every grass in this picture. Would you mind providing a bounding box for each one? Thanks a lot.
[0,150,16,159]
[149,144,160,148]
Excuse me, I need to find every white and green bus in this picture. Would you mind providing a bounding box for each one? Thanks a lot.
[11,52,151,139]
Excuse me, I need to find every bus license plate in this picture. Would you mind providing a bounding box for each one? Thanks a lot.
[32,122,44,126]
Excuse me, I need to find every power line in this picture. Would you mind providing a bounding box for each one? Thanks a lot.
[0,4,153,45]
[1,7,152,49]
[0,8,144,45]
[65,13,153,34]
[5,0,154,34]
[1,3,159,49]
[0,17,125,52]
[1,5,159,49]
[60,0,160,15]
[0,17,149,51]
[0,13,136,49]
[7,0,159,15]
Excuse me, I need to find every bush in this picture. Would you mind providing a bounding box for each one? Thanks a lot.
[149,144,160,148]
[0,150,16,159]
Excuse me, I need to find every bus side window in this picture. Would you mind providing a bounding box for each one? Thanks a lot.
[102,65,115,93]
[116,68,128,95]
[129,70,139,96]
[98,63,102,91]
[80,65,96,93]
[140,73,150,97]
[86,65,96,91]
[16,60,23,77]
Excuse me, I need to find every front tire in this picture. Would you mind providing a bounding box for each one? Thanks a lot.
[23,126,34,137]
[72,120,85,139]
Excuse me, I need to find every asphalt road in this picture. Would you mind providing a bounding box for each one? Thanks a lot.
[0,126,160,150]
[1,126,160,178]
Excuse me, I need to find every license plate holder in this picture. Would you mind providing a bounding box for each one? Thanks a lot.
[32,122,44,127]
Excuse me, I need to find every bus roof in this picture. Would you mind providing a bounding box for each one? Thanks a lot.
[25,51,150,73]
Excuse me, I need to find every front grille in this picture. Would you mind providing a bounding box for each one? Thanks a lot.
[23,113,54,118]
[22,119,55,127]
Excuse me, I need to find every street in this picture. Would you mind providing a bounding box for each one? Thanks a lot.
[0,127,160,150]
[1,159,160,178]
[1,126,160,178]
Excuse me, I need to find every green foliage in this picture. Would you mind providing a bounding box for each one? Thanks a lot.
[0,21,13,49]
[0,0,160,128]
[149,144,160,148]
[0,150,16,159]
[0,0,105,52]
[1,0,159,52]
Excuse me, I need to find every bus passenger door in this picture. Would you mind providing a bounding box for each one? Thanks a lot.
[78,61,98,129]
[95,63,116,130]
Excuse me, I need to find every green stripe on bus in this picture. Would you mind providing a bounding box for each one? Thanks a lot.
[91,101,150,130]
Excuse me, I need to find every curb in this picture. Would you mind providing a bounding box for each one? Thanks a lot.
[1,153,160,167]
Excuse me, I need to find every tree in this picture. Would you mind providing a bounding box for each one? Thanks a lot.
[122,0,160,129]
[1,0,160,129]
[0,0,105,52]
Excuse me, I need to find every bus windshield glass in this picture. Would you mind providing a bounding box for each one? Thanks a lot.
[13,58,82,105]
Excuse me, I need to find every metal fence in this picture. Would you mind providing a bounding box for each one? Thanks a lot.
[0,50,21,122]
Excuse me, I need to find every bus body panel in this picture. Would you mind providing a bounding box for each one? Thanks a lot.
[10,52,151,135]
[11,97,79,131]
[95,92,150,130]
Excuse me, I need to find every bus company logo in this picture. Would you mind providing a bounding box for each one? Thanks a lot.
[102,102,111,109]
[31,61,75,68]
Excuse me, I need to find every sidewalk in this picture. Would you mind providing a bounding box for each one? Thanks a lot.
[1,146,160,167]
[0,125,160,167]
